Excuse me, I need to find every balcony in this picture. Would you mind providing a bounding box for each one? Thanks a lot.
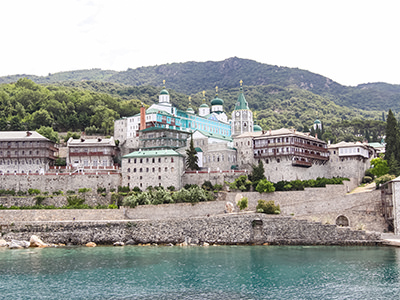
[69,151,114,157]
[292,160,312,167]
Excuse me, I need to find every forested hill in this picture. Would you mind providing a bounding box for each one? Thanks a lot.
[1,57,400,112]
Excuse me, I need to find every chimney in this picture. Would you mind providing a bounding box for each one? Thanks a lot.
[98,137,102,142]
[315,134,318,139]
[140,105,146,130]
[26,131,32,137]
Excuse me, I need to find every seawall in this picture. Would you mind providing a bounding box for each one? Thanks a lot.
[0,214,381,246]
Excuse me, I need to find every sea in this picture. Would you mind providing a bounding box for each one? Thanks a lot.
[1,245,399,300]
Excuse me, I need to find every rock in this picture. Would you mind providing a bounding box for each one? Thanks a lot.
[202,242,210,247]
[8,240,30,249]
[113,242,124,246]
[29,235,48,248]
[125,240,136,245]
[86,242,97,247]
[225,201,235,213]
[0,239,7,247]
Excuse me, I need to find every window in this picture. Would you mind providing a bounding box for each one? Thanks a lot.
[140,168,143,172]
[146,168,149,172]
[165,167,168,172]
[127,168,131,172]
[128,159,131,163]
[171,158,174,163]
[152,168,155,172]
[134,168,136,172]
[152,158,155,163]
[158,176,161,180]
[158,158,161,163]
[134,158,137,163]
[159,167,161,172]
[140,158,143,163]
[171,167,174,172]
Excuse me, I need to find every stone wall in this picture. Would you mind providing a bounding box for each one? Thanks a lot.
[0,214,381,246]
[182,170,248,187]
[0,208,126,223]
[0,173,121,193]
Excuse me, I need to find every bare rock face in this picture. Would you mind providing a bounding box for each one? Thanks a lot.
[0,239,7,247]
[86,242,97,247]
[29,235,48,248]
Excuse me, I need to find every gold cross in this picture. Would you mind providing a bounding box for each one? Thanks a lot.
[240,79,243,86]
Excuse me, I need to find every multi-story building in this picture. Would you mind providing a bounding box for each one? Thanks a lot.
[234,128,330,182]
[0,131,58,174]
[328,141,376,179]
[121,149,184,190]
[66,137,116,168]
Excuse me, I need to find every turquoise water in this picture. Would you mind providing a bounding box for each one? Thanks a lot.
[1,246,399,299]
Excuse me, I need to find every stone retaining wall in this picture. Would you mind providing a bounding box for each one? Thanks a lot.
[0,173,121,193]
[0,214,381,246]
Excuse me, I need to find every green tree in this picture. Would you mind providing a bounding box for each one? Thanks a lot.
[31,109,53,129]
[186,135,199,170]
[37,126,59,143]
[385,109,399,163]
[255,179,276,193]
[370,157,390,178]
[249,160,266,188]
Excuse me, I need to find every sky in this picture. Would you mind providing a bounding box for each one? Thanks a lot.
[1,0,399,86]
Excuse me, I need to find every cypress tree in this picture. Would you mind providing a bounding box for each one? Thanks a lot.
[186,135,199,170]
[385,109,399,163]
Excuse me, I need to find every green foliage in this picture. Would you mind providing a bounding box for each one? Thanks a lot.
[213,184,223,192]
[255,179,275,193]
[34,196,46,206]
[256,200,280,214]
[63,131,81,142]
[186,135,199,170]
[274,177,349,191]
[370,158,390,178]
[97,187,106,194]
[375,174,396,188]
[201,181,214,191]
[249,160,266,188]
[237,197,248,211]
[228,175,252,192]
[167,186,175,191]
[36,126,59,143]
[28,188,41,195]
[118,186,130,193]
[362,176,373,184]
[55,157,66,166]
[108,204,118,209]
[52,190,63,196]
[17,190,27,196]
[65,196,90,209]
[172,185,214,203]
[78,188,91,193]
[66,190,75,195]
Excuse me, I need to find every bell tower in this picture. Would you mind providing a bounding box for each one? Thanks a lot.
[231,80,253,137]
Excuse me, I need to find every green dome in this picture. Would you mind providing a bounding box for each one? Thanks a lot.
[160,89,169,95]
[254,124,262,132]
[199,103,209,108]
[314,119,321,124]
[211,97,224,106]
[186,107,194,114]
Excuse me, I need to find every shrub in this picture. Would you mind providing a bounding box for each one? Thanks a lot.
[202,181,214,191]
[375,174,396,188]
[28,188,41,195]
[213,184,223,192]
[78,188,91,193]
[17,190,27,196]
[108,204,118,209]
[167,186,175,191]
[65,196,90,209]
[111,193,124,207]
[362,176,373,184]
[256,200,280,214]
[132,186,142,193]
[52,190,63,196]
[184,184,197,190]
[118,186,130,193]
[35,196,46,206]
[255,179,275,193]
[229,175,252,192]
[237,197,248,211]
[97,187,106,194]
[67,190,75,195]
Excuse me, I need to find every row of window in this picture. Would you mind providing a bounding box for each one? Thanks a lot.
[203,155,236,163]
[0,150,42,156]
[127,157,175,164]
[127,167,174,173]
[0,170,40,174]
[0,159,42,165]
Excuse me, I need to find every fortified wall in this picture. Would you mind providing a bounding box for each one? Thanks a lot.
[1,214,381,246]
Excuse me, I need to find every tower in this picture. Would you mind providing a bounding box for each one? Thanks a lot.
[231,80,253,136]
[199,91,210,117]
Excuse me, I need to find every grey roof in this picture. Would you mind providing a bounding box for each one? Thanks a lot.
[68,137,115,147]
[0,131,50,142]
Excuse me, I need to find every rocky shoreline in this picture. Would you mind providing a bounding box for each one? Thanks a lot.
[0,214,383,248]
